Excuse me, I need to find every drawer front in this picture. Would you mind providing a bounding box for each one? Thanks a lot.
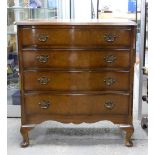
[22,50,130,68]
[21,28,131,48]
[23,71,129,91]
[24,93,129,115]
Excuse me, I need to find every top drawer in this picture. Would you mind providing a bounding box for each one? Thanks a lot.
[20,27,131,48]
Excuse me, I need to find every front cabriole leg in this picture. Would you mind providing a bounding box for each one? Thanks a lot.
[120,125,134,147]
[20,125,34,147]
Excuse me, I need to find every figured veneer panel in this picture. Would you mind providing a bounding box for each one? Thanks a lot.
[23,70,130,91]
[24,93,129,115]
[21,27,131,48]
[22,50,130,69]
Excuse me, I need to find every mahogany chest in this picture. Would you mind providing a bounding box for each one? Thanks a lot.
[17,20,136,147]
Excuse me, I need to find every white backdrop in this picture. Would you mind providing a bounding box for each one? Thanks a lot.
[74,0,92,19]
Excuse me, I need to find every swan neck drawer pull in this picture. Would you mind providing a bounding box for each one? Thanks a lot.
[104,101,115,110]
[104,33,119,42]
[38,76,50,85]
[36,55,49,63]
[104,55,117,63]
[104,77,116,86]
[38,34,48,42]
[38,100,50,109]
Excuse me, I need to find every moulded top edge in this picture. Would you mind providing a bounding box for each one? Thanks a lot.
[16,19,137,26]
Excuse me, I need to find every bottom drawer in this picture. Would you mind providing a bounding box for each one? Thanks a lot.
[24,93,129,115]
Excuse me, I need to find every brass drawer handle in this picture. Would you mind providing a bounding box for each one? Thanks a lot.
[36,55,49,63]
[38,34,48,42]
[104,55,117,64]
[104,33,119,43]
[104,77,116,86]
[104,101,115,110]
[38,100,50,109]
[38,76,50,85]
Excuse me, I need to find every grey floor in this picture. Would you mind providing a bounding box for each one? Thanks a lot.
[7,118,148,155]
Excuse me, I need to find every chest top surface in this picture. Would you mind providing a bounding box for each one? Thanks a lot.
[16,19,136,26]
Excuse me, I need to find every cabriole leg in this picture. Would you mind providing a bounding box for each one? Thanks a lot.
[20,126,34,147]
[120,125,134,147]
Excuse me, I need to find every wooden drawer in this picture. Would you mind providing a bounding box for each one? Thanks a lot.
[24,93,129,115]
[21,27,131,48]
[22,50,130,69]
[23,70,129,91]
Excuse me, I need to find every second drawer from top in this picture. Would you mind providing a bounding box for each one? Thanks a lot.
[22,49,130,69]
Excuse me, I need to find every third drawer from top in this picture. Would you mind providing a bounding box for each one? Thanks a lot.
[23,70,130,91]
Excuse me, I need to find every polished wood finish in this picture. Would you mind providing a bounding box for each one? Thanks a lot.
[23,70,130,91]
[22,50,130,69]
[120,125,134,147]
[21,27,131,48]
[17,20,136,147]
[16,19,136,26]
[20,126,34,147]
[24,93,129,115]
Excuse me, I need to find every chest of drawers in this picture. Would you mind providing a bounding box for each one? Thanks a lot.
[17,20,136,147]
